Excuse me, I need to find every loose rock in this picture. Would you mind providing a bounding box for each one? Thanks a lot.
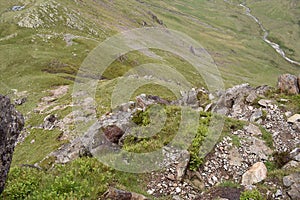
[241,162,267,186]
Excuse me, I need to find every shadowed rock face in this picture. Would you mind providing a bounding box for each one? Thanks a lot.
[0,95,24,194]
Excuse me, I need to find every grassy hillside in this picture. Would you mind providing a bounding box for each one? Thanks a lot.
[1,0,299,99]
[0,0,299,164]
[0,0,300,199]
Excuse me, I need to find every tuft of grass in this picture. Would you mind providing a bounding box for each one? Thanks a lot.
[260,126,274,149]
[231,135,241,147]
[11,128,67,166]
[219,180,241,189]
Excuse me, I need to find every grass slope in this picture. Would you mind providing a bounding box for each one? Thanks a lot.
[0,0,300,199]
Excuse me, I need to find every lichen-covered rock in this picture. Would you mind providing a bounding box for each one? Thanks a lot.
[0,95,24,194]
[277,74,299,94]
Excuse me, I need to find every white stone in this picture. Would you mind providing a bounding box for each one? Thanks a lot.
[147,189,155,195]
[175,187,181,193]
[288,114,300,124]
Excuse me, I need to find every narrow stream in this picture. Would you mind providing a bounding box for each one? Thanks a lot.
[239,3,300,66]
[226,1,300,66]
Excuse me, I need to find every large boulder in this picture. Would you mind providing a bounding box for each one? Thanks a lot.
[0,95,24,194]
[241,162,267,186]
[277,74,299,94]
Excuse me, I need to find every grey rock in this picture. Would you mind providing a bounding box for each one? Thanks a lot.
[275,189,282,197]
[176,150,190,181]
[209,93,215,100]
[247,137,273,160]
[228,147,243,166]
[258,99,273,107]
[204,103,213,112]
[173,195,183,200]
[213,84,253,115]
[14,97,27,105]
[290,148,300,161]
[136,94,169,110]
[283,173,300,187]
[295,154,300,162]
[287,183,300,200]
[282,161,300,170]
[0,95,24,194]
[250,109,263,122]
[214,107,229,115]
[174,88,201,108]
[244,124,262,136]
[43,114,58,130]
[246,92,257,103]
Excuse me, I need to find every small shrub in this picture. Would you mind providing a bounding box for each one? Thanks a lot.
[188,112,211,171]
[132,109,150,126]
[240,189,265,200]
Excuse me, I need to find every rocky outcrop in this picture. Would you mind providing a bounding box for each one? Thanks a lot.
[0,95,24,194]
[35,74,300,199]
[212,83,271,117]
[277,74,300,94]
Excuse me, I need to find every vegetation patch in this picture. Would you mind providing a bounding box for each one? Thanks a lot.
[240,189,265,200]
[260,126,274,149]
[2,158,114,200]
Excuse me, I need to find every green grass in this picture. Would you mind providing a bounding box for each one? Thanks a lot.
[2,158,114,200]
[219,180,241,189]
[245,0,300,61]
[260,126,274,149]
[1,0,300,199]
[240,189,265,200]
[122,105,181,153]
[11,128,67,166]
